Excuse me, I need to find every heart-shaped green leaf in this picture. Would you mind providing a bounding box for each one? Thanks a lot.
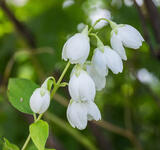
[30,120,49,150]
[7,78,39,114]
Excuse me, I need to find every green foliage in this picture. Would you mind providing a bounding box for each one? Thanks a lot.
[30,120,49,150]
[7,78,39,114]
[2,138,19,150]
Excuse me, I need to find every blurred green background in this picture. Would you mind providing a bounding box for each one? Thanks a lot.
[0,0,160,149]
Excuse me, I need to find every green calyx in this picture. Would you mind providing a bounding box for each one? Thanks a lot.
[81,25,89,36]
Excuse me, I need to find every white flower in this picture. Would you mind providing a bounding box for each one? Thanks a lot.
[30,88,50,114]
[62,27,90,64]
[86,62,106,91]
[67,100,101,130]
[111,24,144,60]
[89,8,111,29]
[69,68,96,101]
[92,46,123,75]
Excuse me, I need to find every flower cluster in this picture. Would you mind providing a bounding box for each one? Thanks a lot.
[62,19,144,130]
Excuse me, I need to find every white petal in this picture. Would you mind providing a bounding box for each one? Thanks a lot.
[85,101,101,121]
[104,46,123,74]
[111,31,127,60]
[67,101,87,130]
[92,48,108,76]
[62,33,90,64]
[30,88,50,114]
[69,69,96,101]
[86,63,106,91]
[118,25,144,49]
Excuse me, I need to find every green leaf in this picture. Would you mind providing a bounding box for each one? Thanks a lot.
[7,78,39,114]
[30,120,49,150]
[45,149,56,150]
[3,138,19,150]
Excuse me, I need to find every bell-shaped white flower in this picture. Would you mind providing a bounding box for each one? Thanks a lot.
[30,88,50,114]
[67,100,87,130]
[62,26,90,64]
[69,67,96,101]
[111,24,144,60]
[92,46,123,75]
[67,100,101,130]
[86,62,106,91]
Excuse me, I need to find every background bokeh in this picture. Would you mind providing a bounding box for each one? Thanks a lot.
[0,0,160,150]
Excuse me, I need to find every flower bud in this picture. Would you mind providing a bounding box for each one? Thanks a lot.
[30,88,50,114]
[62,27,90,64]
[69,68,96,102]
[111,24,144,60]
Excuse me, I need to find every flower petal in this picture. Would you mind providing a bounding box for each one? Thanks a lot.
[111,31,127,60]
[86,63,106,91]
[104,46,123,74]
[118,25,144,49]
[67,101,87,130]
[92,48,108,76]
[85,101,101,121]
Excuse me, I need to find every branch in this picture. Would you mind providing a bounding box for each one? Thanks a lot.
[144,0,160,44]
[0,0,36,48]
[133,0,156,57]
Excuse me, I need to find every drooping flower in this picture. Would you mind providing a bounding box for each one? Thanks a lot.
[86,62,106,91]
[62,26,90,64]
[30,88,50,114]
[67,100,101,130]
[30,78,52,114]
[111,24,144,60]
[69,67,96,102]
[92,46,123,75]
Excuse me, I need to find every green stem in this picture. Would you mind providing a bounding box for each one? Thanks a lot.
[21,61,71,150]
[88,18,116,33]
[51,61,71,98]
[21,135,31,150]
[89,33,104,52]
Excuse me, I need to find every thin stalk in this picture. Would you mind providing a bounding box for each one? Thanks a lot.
[88,18,113,33]
[21,135,31,150]
[21,61,71,150]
